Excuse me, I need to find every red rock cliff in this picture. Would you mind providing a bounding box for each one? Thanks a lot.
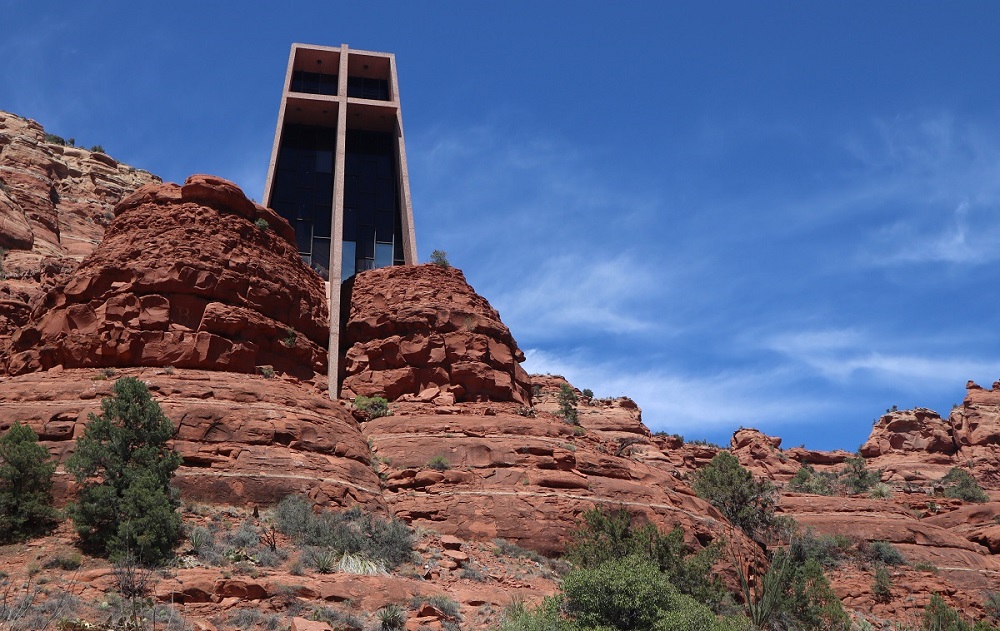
[0,111,160,339]
[340,264,532,404]
[5,175,329,379]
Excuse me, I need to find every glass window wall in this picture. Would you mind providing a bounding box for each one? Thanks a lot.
[269,124,336,280]
[342,130,401,278]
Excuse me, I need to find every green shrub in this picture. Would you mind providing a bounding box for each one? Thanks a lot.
[354,395,391,419]
[563,555,673,630]
[304,547,338,573]
[922,593,971,631]
[864,540,906,566]
[67,377,182,565]
[275,495,414,568]
[985,592,1000,623]
[788,528,853,567]
[693,452,777,541]
[840,456,881,495]
[514,405,536,417]
[581,388,594,399]
[869,482,892,499]
[557,383,579,425]
[872,564,892,603]
[281,326,296,347]
[0,422,58,542]
[254,217,270,230]
[735,548,848,631]
[940,468,989,503]
[257,365,276,379]
[565,506,728,611]
[562,555,743,630]
[44,552,82,571]
[496,597,568,631]
[188,526,215,556]
[89,145,105,154]
[429,249,450,267]
[788,465,836,496]
[493,538,546,564]
[427,455,450,471]
[310,606,365,629]
[44,133,66,146]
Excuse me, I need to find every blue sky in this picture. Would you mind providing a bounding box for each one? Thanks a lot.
[4,2,999,450]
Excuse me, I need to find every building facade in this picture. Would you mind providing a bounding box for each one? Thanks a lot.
[263,43,417,394]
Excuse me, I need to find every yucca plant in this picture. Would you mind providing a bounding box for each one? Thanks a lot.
[377,604,407,630]
[338,551,387,575]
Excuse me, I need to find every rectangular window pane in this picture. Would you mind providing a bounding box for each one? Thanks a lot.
[312,237,330,280]
[341,241,356,280]
[295,221,312,254]
[375,242,393,269]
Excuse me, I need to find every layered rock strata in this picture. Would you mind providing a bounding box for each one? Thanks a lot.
[340,264,532,404]
[0,368,382,510]
[0,111,159,339]
[5,175,328,379]
[364,375,760,561]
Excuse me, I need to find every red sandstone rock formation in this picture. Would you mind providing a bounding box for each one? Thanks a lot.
[0,367,380,510]
[364,375,759,560]
[5,175,329,379]
[860,408,958,458]
[0,111,159,338]
[4,111,1000,626]
[340,264,532,404]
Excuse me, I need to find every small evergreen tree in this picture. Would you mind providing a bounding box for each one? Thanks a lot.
[557,383,579,424]
[840,456,881,495]
[692,452,777,540]
[0,422,58,541]
[67,377,182,564]
[429,249,450,267]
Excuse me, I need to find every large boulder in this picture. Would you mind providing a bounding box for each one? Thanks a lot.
[340,264,532,404]
[859,408,958,458]
[5,175,328,379]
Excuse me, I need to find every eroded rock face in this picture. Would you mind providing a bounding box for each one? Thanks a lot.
[5,176,328,379]
[860,408,957,458]
[340,265,531,403]
[0,111,160,342]
[0,368,381,509]
[365,376,759,560]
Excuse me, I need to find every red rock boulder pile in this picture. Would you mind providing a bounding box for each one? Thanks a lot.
[340,264,532,403]
[4,175,328,379]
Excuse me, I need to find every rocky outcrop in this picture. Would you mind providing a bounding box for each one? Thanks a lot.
[860,408,958,458]
[0,111,160,358]
[0,367,381,509]
[364,376,760,563]
[340,265,532,404]
[5,176,328,379]
[0,111,159,283]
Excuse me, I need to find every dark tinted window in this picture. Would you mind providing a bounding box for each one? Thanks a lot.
[291,70,338,95]
[347,76,389,100]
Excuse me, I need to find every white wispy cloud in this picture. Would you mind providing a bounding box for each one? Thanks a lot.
[409,119,671,341]
[842,114,1000,267]
[763,327,1000,388]
[522,348,826,436]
